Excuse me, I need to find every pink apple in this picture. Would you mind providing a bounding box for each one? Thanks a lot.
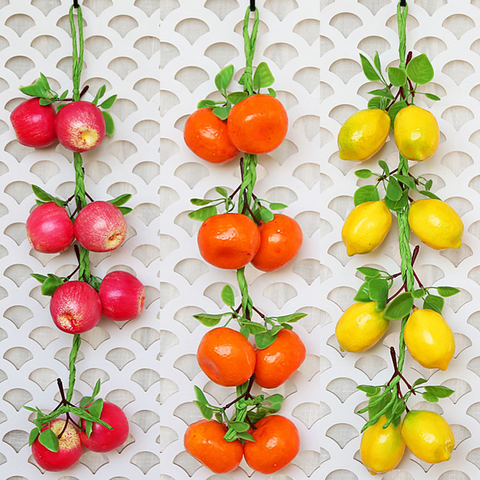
[26,202,74,254]
[54,101,106,152]
[99,271,145,321]
[50,281,102,334]
[32,419,83,472]
[10,98,56,148]
[74,201,127,252]
[80,402,129,452]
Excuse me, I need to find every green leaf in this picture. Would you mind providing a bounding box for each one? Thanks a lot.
[244,322,267,335]
[423,294,444,314]
[386,177,403,202]
[357,267,381,277]
[88,398,104,420]
[425,93,441,101]
[436,286,460,297]
[194,401,214,420]
[422,392,439,403]
[39,428,59,453]
[215,64,234,94]
[188,205,218,221]
[215,187,228,198]
[236,431,255,442]
[368,278,389,303]
[37,73,50,91]
[92,85,107,105]
[32,185,54,202]
[268,87,276,97]
[384,190,409,212]
[407,54,434,85]
[275,312,306,324]
[383,292,413,320]
[387,101,407,126]
[354,185,380,206]
[80,396,94,408]
[41,276,64,296]
[367,96,388,110]
[253,62,275,91]
[227,92,248,105]
[31,273,48,283]
[354,282,371,303]
[190,198,215,206]
[118,207,132,215]
[355,169,372,179]
[20,84,49,98]
[86,421,93,437]
[255,331,277,349]
[197,99,217,109]
[425,179,433,191]
[258,206,274,223]
[59,90,68,101]
[357,385,381,396]
[102,111,114,136]
[378,160,389,176]
[57,104,66,112]
[367,88,395,100]
[418,190,440,200]
[413,377,427,388]
[53,197,65,207]
[269,202,287,210]
[99,94,117,109]
[368,393,389,421]
[228,421,250,433]
[395,174,417,190]
[212,106,230,120]
[360,54,381,82]
[194,385,208,405]
[108,193,132,207]
[424,386,454,398]
[388,66,407,87]
[92,379,101,398]
[29,428,40,446]
[221,285,235,307]
[412,288,425,299]
[374,51,381,73]
[193,313,224,327]
[39,98,53,106]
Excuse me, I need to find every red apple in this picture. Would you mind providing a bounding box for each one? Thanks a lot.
[50,281,102,334]
[99,271,145,321]
[26,202,74,254]
[80,402,129,452]
[32,419,82,472]
[54,101,106,152]
[10,98,56,148]
[74,201,127,252]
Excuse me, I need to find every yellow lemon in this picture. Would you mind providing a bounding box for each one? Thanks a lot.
[404,308,455,370]
[394,105,439,161]
[402,410,455,463]
[409,199,463,250]
[335,302,389,352]
[342,201,392,256]
[360,415,406,475]
[338,109,391,161]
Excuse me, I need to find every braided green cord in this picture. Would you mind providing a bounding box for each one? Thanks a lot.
[241,7,259,95]
[66,334,81,402]
[397,2,408,69]
[237,153,258,215]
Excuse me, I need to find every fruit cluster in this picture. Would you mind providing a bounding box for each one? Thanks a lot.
[335,1,459,474]
[10,4,145,472]
[182,5,306,475]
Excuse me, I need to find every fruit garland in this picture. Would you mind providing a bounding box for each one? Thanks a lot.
[10,2,145,472]
[336,1,460,474]
[182,3,305,475]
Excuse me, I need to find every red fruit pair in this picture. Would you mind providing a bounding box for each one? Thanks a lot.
[11,98,105,152]
[27,201,127,254]
[50,271,145,334]
[32,402,129,472]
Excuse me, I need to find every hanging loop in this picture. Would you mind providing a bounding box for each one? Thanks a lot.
[250,0,255,12]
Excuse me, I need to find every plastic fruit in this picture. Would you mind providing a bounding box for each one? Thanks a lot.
[360,415,406,475]
[408,199,463,250]
[197,327,256,386]
[54,100,106,152]
[74,201,127,252]
[254,329,306,388]
[99,271,146,321]
[26,202,74,254]
[337,109,390,161]
[80,402,129,452]
[184,419,243,474]
[197,213,261,269]
[336,302,389,352]
[184,108,239,163]
[50,281,102,334]
[402,410,455,463]
[243,415,300,474]
[10,98,56,148]
[227,94,288,154]
[252,214,303,272]
[31,419,82,472]
[342,200,392,256]
[404,308,455,370]
[394,105,439,161]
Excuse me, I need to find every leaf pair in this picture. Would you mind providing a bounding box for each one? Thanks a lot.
[188,186,234,221]
[20,73,68,107]
[92,84,116,136]
[32,184,68,208]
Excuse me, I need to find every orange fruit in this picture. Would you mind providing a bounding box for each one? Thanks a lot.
[244,415,300,474]
[227,94,288,154]
[184,419,243,473]
[184,108,239,163]
[254,329,306,388]
[252,214,303,272]
[197,327,256,386]
[197,213,261,269]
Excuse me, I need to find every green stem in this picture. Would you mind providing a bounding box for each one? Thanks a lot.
[241,6,259,95]
[237,268,253,321]
[238,154,258,217]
